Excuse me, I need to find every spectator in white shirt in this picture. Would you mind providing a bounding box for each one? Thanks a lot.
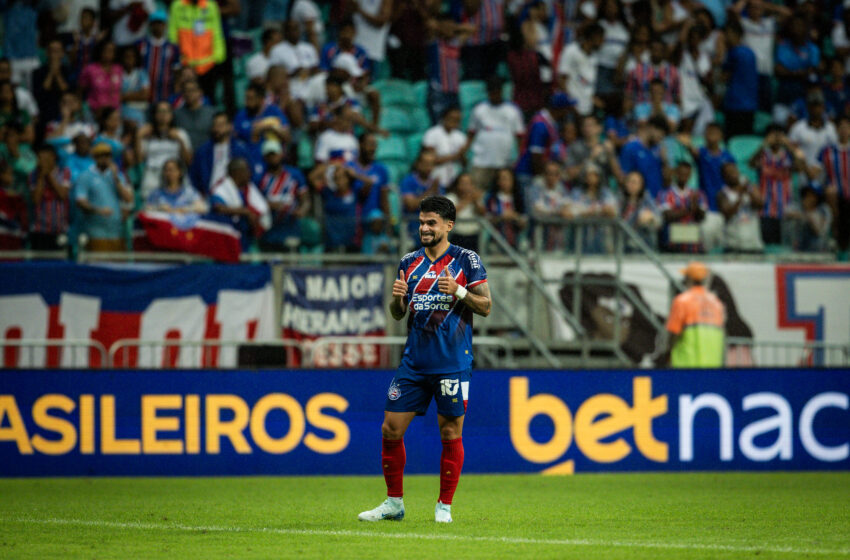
[734,0,791,110]
[352,0,393,65]
[596,0,630,103]
[832,8,850,74]
[422,106,468,189]
[314,106,359,164]
[109,0,156,47]
[247,28,284,84]
[677,23,715,136]
[789,93,839,171]
[557,22,605,116]
[467,77,526,194]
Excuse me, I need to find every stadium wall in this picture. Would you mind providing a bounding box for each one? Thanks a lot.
[1,368,847,476]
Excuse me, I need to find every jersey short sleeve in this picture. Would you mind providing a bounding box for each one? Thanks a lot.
[460,248,487,289]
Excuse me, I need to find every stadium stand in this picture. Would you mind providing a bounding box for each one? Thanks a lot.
[0,0,847,262]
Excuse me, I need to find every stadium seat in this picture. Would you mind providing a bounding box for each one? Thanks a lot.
[386,161,410,185]
[380,107,413,134]
[375,135,408,163]
[729,135,764,184]
[373,79,416,108]
[459,81,487,110]
[297,137,314,168]
[406,132,424,160]
[412,81,428,107]
[409,107,431,133]
[754,112,773,135]
[502,81,513,102]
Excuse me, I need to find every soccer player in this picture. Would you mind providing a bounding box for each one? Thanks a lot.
[358,195,491,524]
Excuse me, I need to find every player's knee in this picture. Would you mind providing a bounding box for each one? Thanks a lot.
[440,423,461,440]
[381,421,404,440]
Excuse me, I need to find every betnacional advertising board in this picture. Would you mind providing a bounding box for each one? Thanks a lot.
[1,369,847,476]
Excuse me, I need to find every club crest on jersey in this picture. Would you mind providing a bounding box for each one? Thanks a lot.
[387,381,401,400]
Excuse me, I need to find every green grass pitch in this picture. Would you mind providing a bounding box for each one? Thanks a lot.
[1,472,848,559]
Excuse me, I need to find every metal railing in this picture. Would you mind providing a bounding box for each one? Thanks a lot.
[0,339,108,368]
[725,337,850,368]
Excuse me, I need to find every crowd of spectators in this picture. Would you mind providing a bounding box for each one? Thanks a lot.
[0,0,848,258]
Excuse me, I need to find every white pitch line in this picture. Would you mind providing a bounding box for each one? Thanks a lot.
[8,517,850,557]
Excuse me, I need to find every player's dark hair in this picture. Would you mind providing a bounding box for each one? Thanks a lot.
[420,195,456,222]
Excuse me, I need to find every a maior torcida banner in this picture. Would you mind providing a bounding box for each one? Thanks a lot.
[1,369,848,476]
[281,266,388,368]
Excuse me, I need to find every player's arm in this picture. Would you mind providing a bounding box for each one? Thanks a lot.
[464,281,491,317]
[438,269,491,317]
[389,269,407,320]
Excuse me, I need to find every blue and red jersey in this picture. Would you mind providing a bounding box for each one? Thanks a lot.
[29,167,70,234]
[398,244,488,374]
[626,62,680,104]
[320,43,372,74]
[260,165,306,220]
[455,0,504,46]
[347,159,389,216]
[137,38,181,103]
[819,143,850,200]
[758,148,793,218]
[515,109,559,176]
[427,39,461,94]
[657,186,708,253]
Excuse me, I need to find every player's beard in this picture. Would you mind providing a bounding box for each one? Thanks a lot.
[420,230,442,248]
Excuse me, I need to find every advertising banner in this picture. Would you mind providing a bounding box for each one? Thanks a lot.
[281,266,388,368]
[1,368,847,476]
[0,263,276,368]
[539,260,850,367]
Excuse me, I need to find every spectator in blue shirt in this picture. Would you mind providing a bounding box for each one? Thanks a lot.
[74,142,134,252]
[190,112,260,195]
[347,132,390,217]
[400,149,441,243]
[774,14,820,125]
[619,117,669,199]
[680,123,737,213]
[723,20,759,138]
[65,133,95,185]
[320,18,371,75]
[309,162,361,253]
[233,83,290,151]
[635,78,681,132]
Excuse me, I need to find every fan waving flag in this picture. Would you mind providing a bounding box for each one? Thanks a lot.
[137,211,242,262]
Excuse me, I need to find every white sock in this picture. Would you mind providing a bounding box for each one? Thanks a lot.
[388,496,403,505]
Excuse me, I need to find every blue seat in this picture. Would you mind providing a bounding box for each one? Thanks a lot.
[412,81,428,107]
[380,107,414,134]
[406,132,425,161]
[459,80,487,110]
[409,107,432,133]
[375,135,408,163]
[297,137,314,168]
[728,135,764,185]
[373,79,417,108]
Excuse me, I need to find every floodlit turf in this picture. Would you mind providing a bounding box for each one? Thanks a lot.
[1,472,849,559]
